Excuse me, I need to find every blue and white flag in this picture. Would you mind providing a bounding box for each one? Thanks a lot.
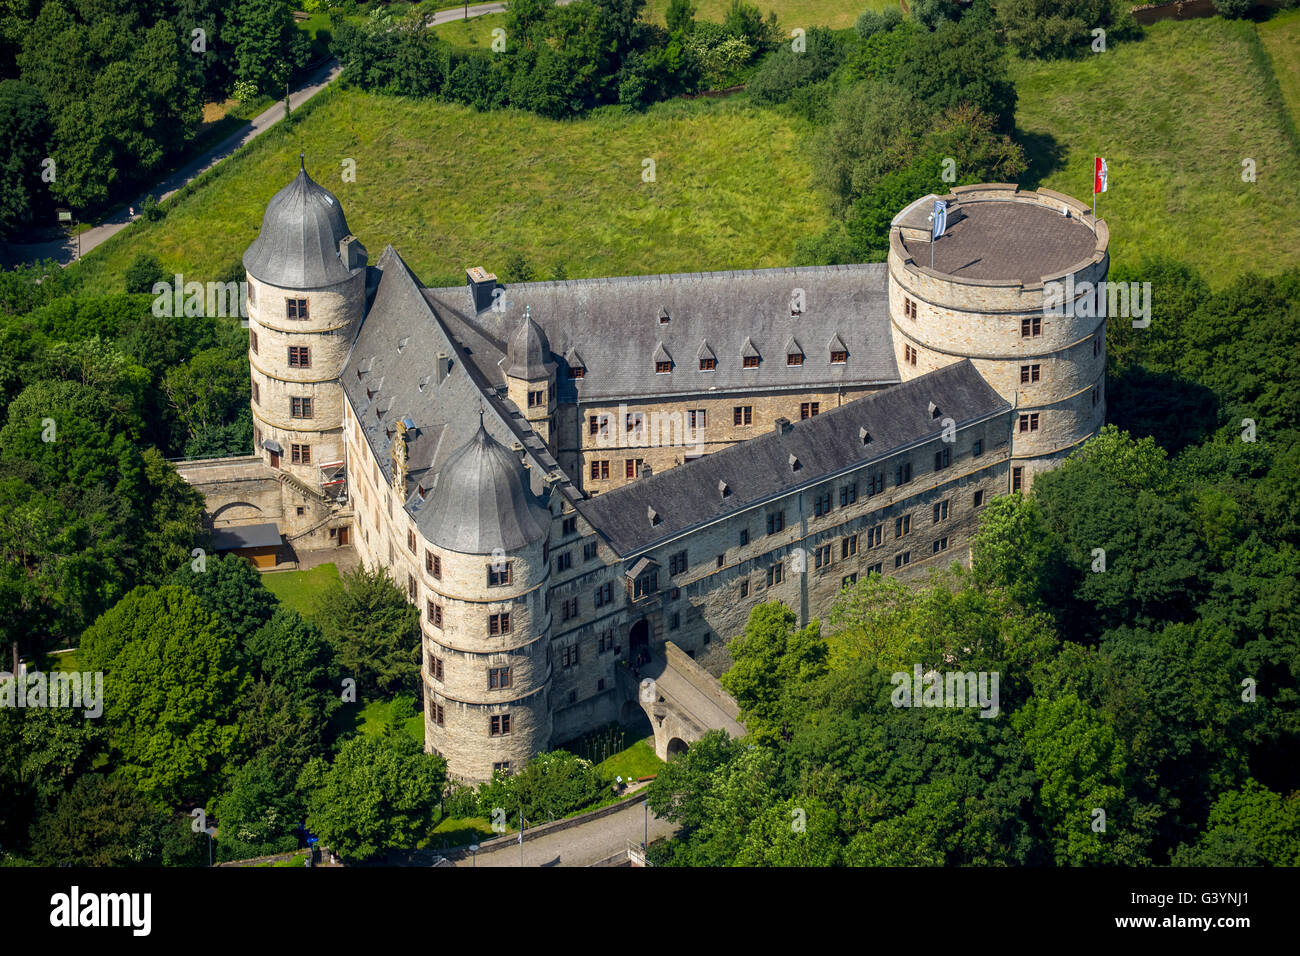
[931,199,947,241]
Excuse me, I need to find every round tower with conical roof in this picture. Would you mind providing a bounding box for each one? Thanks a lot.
[419,422,555,781]
[244,160,367,493]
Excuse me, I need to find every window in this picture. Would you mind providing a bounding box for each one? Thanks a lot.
[1020,364,1041,384]
[669,550,688,575]
[584,541,599,562]
[251,381,259,404]
[489,667,512,689]
[598,631,614,653]
[895,461,912,485]
[894,551,911,569]
[1093,388,1100,406]
[1012,467,1024,492]
[904,344,918,366]
[688,409,706,430]
[430,657,443,681]
[589,415,610,437]
[699,357,716,371]
[562,516,577,536]
[656,361,672,374]
[250,329,258,354]
[288,346,310,367]
[633,572,657,599]
[766,511,785,535]
[560,597,579,621]
[626,413,643,434]
[669,612,680,631]
[625,458,644,479]
[934,500,949,523]
[740,579,750,598]
[739,528,750,547]
[841,534,858,558]
[716,554,724,568]
[407,529,417,554]
[427,600,443,627]
[493,761,511,775]
[297,506,304,517]
[831,349,848,364]
[287,298,308,320]
[867,472,884,496]
[1021,317,1042,338]
[555,551,572,572]
[1093,336,1102,357]
[590,460,610,481]
[528,389,545,408]
[973,439,983,456]
[1018,413,1040,433]
[426,551,441,578]
[935,447,951,470]
[904,297,917,320]
[569,364,585,378]
[895,514,912,537]
[490,714,511,736]
[800,402,820,420]
[488,612,511,635]
[933,537,949,554]
[743,355,760,369]
[568,690,577,703]
[733,406,753,426]
[766,563,784,587]
[594,582,613,607]
[291,443,311,464]
[431,703,445,726]
[787,352,803,367]
[488,563,513,587]
[814,491,832,517]
[867,563,882,576]
[560,644,580,667]
[814,544,832,570]
[974,489,985,507]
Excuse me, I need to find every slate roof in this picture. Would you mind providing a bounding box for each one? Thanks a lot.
[575,360,1009,557]
[420,263,899,403]
[243,167,356,289]
[504,313,557,380]
[341,247,571,553]
[212,522,282,551]
[421,423,551,553]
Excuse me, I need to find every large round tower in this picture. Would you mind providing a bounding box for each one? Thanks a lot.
[244,161,367,490]
[419,424,555,782]
[888,184,1108,491]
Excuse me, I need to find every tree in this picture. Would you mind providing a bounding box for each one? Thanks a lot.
[721,602,826,743]
[314,565,421,698]
[666,0,697,35]
[0,80,52,238]
[213,753,302,861]
[969,492,1071,611]
[908,0,963,30]
[745,26,842,105]
[124,254,166,294]
[224,0,308,99]
[893,16,1017,133]
[1173,781,1300,866]
[171,551,277,644]
[995,0,1114,59]
[79,585,249,806]
[301,733,445,862]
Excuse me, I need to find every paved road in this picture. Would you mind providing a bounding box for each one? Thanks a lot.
[1,0,558,268]
[457,796,677,867]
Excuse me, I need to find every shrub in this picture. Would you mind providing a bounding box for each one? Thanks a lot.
[856,6,903,38]
[124,254,166,294]
[1212,0,1255,17]
[746,26,843,105]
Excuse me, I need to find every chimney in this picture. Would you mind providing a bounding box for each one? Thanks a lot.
[435,351,451,385]
[339,235,367,270]
[467,266,498,314]
[774,417,793,435]
[641,463,653,477]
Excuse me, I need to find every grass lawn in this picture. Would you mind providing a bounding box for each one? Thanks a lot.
[49,649,80,673]
[260,562,340,617]
[1011,18,1300,284]
[596,736,663,781]
[1259,8,1300,134]
[431,11,505,48]
[641,0,890,30]
[356,697,425,742]
[258,851,309,867]
[74,87,826,293]
[427,814,500,849]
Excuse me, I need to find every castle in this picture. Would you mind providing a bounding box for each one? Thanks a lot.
[180,166,1109,781]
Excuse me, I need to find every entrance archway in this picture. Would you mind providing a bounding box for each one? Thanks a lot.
[667,737,689,759]
[629,618,649,665]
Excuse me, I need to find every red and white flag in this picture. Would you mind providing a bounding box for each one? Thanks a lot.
[1094,157,1108,195]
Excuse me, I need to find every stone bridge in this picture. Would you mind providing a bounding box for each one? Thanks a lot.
[629,641,745,760]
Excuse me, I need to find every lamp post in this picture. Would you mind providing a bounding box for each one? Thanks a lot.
[469,843,479,867]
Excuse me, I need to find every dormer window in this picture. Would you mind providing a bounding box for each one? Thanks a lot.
[658,308,670,324]
[653,342,672,374]
[831,350,848,363]
[787,353,803,366]
[570,364,585,378]
[743,356,760,369]
[699,357,715,371]
[656,361,671,374]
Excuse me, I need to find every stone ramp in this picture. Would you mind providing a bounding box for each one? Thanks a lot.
[636,642,745,760]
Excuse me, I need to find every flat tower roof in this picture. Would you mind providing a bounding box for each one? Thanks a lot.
[901,198,1098,283]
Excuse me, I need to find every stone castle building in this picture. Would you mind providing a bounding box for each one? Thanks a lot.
[180,168,1109,781]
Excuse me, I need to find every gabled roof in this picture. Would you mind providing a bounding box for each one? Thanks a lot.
[652,342,671,365]
[740,337,760,359]
[420,263,898,402]
[575,360,1009,556]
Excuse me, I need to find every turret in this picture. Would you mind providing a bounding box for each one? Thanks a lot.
[504,308,557,454]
